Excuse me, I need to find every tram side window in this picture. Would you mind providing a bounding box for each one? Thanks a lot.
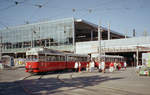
[109,58,111,62]
[46,55,51,61]
[71,56,75,61]
[82,57,85,61]
[83,57,87,61]
[107,57,111,62]
[76,57,80,61]
[118,58,120,62]
[80,57,83,61]
[39,56,45,62]
[46,55,56,61]
[121,58,124,62]
[77,57,80,61]
[80,57,83,62]
[46,55,65,62]
[27,55,38,61]
[105,57,108,62]
[68,56,75,62]
[73,57,76,61]
[60,56,65,61]
[75,57,79,61]
[117,58,119,62]
[47,55,50,61]
[56,55,60,61]
[67,56,70,61]
[67,56,87,62]
[120,58,122,62]
[69,56,72,61]
[115,58,118,62]
[76,57,86,62]
[111,58,113,62]
[51,56,56,61]
[110,58,112,62]
[121,58,122,62]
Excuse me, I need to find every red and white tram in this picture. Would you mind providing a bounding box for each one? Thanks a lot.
[103,55,124,68]
[25,48,89,73]
[94,55,125,69]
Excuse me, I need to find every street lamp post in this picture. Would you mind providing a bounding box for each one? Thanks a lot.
[136,46,139,67]
[0,35,2,61]
[98,20,101,62]
[133,53,136,67]
[31,27,41,48]
[31,29,37,48]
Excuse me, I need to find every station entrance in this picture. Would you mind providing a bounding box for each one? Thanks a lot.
[106,52,142,67]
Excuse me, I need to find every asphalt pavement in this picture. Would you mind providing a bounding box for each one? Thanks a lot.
[0,67,150,95]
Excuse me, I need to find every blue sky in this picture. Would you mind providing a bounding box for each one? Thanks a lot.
[0,0,150,36]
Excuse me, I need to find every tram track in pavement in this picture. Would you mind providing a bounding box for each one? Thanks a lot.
[20,73,45,95]
[20,72,73,95]
[56,72,142,95]
[56,71,74,83]
[20,70,143,95]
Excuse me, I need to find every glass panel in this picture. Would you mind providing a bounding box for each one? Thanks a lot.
[0,18,74,52]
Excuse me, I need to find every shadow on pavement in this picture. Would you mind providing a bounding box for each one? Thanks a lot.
[0,69,124,95]
[0,81,27,95]
[21,75,124,95]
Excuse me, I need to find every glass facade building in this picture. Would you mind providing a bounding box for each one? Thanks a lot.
[0,18,75,55]
[0,17,125,57]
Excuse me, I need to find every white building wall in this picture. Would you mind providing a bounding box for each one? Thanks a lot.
[76,36,150,54]
[76,41,98,54]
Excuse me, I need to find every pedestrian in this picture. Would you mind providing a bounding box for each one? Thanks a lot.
[89,60,91,72]
[91,59,95,72]
[0,61,3,70]
[124,61,127,70]
[98,61,101,72]
[78,61,81,72]
[74,61,78,72]
[109,62,114,72]
[117,62,121,70]
[94,59,99,70]
[86,63,89,72]
[101,59,105,73]
[89,59,95,72]
[114,61,117,71]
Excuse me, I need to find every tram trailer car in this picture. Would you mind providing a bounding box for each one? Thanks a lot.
[94,55,124,69]
[25,48,89,73]
[105,55,124,68]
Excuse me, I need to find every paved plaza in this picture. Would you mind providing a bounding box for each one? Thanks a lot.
[0,67,150,95]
